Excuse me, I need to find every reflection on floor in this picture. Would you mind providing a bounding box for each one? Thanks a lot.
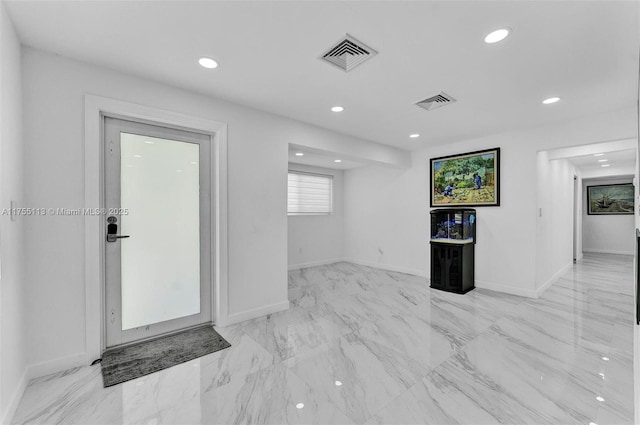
[11,254,635,424]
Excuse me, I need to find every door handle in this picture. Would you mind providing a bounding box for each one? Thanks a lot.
[106,215,129,243]
[106,234,130,243]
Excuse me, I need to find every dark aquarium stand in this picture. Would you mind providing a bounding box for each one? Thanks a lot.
[430,209,476,294]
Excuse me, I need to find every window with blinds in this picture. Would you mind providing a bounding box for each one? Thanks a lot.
[287,171,333,215]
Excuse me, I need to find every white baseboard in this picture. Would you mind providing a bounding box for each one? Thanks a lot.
[345,259,541,298]
[476,261,572,299]
[536,261,572,298]
[289,256,429,278]
[342,257,428,278]
[224,300,290,326]
[1,369,28,425]
[1,351,88,425]
[308,258,575,300]
[26,352,88,381]
[583,248,634,256]
[474,279,538,298]
[288,258,344,271]
[576,252,584,262]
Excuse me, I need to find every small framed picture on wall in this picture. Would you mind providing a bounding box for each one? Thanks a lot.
[586,183,634,215]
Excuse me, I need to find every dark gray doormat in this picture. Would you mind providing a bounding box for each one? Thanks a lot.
[101,325,230,387]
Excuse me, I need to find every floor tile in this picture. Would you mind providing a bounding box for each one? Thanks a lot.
[283,333,425,424]
[157,364,355,425]
[11,254,635,425]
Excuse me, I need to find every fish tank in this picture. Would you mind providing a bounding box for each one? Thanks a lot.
[430,209,476,244]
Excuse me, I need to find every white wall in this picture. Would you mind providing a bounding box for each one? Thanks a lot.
[632,44,639,425]
[288,164,344,269]
[344,139,540,294]
[343,163,429,277]
[535,155,580,289]
[635,106,640,425]
[575,174,584,262]
[582,177,635,255]
[0,3,26,423]
[344,106,636,298]
[631,119,640,423]
[20,48,397,376]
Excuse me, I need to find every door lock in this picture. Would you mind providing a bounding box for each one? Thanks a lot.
[106,216,130,242]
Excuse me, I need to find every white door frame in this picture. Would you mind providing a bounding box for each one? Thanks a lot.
[573,174,578,263]
[84,94,229,362]
[103,117,213,347]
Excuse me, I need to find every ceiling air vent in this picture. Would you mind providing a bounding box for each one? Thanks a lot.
[416,92,457,111]
[320,34,377,72]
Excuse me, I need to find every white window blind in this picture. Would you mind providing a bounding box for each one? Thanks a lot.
[288,171,333,215]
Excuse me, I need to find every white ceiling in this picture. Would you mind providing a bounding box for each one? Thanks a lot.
[288,145,365,171]
[546,138,637,177]
[6,1,639,151]
[567,149,636,172]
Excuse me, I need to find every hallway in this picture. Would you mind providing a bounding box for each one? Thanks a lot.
[11,254,635,424]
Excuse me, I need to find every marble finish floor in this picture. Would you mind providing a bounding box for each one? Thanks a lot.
[11,254,635,424]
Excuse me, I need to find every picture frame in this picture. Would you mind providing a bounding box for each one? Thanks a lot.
[586,183,634,215]
[430,147,500,207]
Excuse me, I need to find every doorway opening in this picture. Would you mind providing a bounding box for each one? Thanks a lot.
[535,138,637,292]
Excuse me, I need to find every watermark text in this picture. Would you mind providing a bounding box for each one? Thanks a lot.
[1,208,129,217]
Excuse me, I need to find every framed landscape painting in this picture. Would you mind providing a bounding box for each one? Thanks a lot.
[430,147,500,207]
[587,183,634,215]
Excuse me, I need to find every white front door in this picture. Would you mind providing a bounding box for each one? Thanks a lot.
[104,117,212,347]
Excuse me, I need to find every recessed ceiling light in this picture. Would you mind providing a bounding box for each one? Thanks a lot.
[484,28,510,44]
[601,164,611,167]
[190,161,198,165]
[144,141,155,145]
[598,159,608,162]
[133,154,142,158]
[409,134,420,139]
[334,159,342,163]
[596,396,605,402]
[335,380,343,386]
[602,357,610,361]
[331,106,344,112]
[295,152,304,156]
[198,57,218,69]
[593,153,604,157]
[176,169,183,173]
[542,97,560,104]
[296,403,304,409]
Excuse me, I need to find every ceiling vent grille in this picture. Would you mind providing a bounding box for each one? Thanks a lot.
[416,92,457,111]
[320,34,377,72]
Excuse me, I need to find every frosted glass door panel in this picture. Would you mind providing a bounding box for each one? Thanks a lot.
[120,133,200,330]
